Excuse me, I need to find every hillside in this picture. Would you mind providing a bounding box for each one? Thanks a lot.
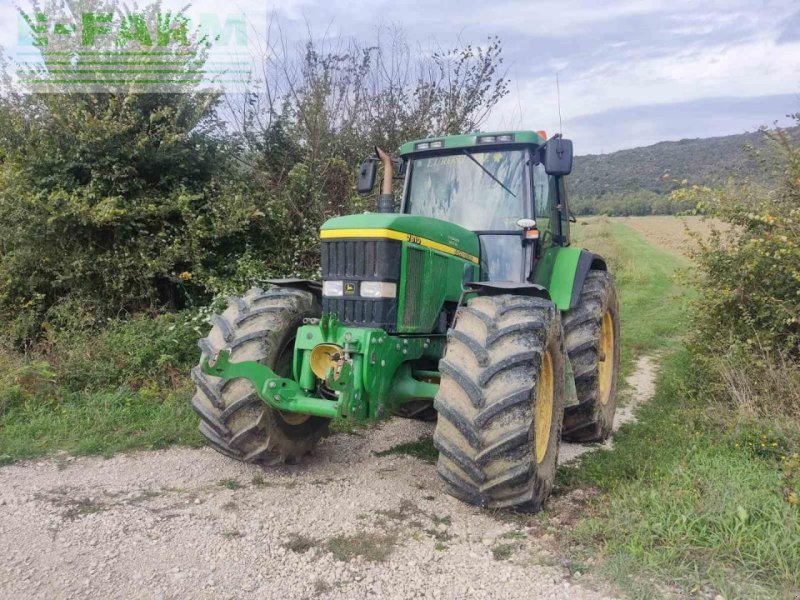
[569,128,793,215]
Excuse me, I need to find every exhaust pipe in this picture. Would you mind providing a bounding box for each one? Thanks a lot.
[375,146,395,213]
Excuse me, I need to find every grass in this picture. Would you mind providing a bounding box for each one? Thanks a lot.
[326,531,397,562]
[571,218,693,373]
[217,478,242,490]
[374,436,437,463]
[560,218,800,599]
[0,386,201,463]
[563,351,800,598]
[0,311,203,463]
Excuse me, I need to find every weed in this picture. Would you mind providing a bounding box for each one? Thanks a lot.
[375,499,420,522]
[217,478,242,490]
[425,527,452,542]
[251,473,270,487]
[283,534,318,554]
[329,418,370,436]
[312,577,331,594]
[326,532,397,562]
[375,437,437,463]
[492,543,516,561]
[431,514,451,527]
[434,542,448,551]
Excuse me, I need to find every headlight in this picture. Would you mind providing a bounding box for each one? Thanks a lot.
[360,281,397,298]
[322,280,344,297]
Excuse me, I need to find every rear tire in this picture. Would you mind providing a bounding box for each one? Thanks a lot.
[562,270,620,442]
[433,295,565,512]
[191,286,330,464]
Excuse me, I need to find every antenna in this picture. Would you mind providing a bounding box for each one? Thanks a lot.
[556,72,563,136]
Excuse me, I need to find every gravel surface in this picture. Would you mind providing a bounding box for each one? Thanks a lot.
[0,358,657,600]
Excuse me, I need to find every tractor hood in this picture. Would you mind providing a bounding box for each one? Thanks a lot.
[320,213,480,264]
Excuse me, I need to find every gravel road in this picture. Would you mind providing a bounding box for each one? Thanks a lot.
[0,357,655,600]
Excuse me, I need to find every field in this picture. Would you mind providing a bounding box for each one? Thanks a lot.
[610,215,728,256]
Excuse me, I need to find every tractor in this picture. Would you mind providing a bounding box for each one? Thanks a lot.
[192,130,620,512]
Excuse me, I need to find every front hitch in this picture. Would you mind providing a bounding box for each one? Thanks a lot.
[201,350,343,419]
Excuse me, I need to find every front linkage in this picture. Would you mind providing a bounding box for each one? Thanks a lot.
[201,314,441,423]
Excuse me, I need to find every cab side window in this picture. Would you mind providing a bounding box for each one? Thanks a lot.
[532,163,557,247]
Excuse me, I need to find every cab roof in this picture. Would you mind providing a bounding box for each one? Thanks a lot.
[398,130,547,156]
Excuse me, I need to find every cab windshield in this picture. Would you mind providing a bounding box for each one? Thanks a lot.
[404,149,526,230]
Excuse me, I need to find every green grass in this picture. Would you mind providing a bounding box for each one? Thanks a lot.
[374,437,437,463]
[562,218,800,599]
[0,386,201,463]
[571,219,693,371]
[0,311,203,463]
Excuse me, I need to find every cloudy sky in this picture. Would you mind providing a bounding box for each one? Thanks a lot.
[3,0,799,153]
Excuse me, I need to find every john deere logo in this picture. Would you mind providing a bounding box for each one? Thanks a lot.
[344,283,356,295]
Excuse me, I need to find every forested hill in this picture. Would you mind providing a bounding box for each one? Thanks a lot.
[569,128,793,215]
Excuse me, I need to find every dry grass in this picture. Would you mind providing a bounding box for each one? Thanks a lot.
[326,531,398,562]
[718,351,800,421]
[609,215,729,257]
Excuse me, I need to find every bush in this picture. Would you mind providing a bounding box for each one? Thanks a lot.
[677,118,800,420]
[679,123,799,354]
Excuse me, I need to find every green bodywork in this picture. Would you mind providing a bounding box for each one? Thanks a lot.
[399,130,547,156]
[203,314,442,422]
[201,130,594,421]
[321,213,480,258]
[533,246,583,310]
[322,213,479,333]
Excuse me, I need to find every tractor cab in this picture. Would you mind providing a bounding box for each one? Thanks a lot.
[397,131,574,283]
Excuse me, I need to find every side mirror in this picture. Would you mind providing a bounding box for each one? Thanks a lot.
[543,137,573,176]
[357,158,378,194]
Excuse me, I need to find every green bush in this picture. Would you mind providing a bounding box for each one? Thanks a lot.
[678,122,799,355]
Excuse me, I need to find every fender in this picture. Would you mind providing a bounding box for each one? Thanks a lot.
[266,278,322,299]
[570,251,607,308]
[533,248,607,311]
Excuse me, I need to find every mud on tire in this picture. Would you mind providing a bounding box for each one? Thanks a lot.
[433,295,565,512]
[191,286,330,464]
[561,270,620,442]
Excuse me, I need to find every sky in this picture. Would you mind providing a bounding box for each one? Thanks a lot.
[2,0,799,154]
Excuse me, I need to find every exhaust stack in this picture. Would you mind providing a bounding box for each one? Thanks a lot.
[375,146,395,213]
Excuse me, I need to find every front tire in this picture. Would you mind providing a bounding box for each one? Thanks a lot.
[433,295,565,512]
[191,286,330,464]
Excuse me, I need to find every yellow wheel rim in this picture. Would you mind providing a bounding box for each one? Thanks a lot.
[534,351,554,464]
[277,410,311,426]
[598,311,615,406]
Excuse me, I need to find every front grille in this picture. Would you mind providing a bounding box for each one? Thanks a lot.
[322,239,401,280]
[321,238,401,331]
[403,246,425,327]
[402,249,448,331]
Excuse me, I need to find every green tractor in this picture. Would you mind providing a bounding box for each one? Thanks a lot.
[193,130,620,512]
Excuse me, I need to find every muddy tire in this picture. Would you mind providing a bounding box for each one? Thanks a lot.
[191,286,330,464]
[433,295,565,512]
[562,270,620,442]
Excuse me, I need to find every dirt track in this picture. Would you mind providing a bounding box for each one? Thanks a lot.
[0,357,655,600]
